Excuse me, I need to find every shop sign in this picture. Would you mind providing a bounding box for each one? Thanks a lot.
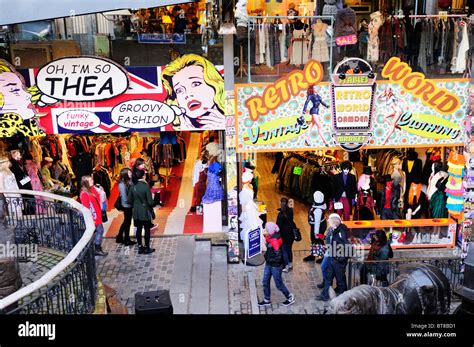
[235,57,468,153]
[138,33,186,44]
[330,58,376,151]
[247,227,261,259]
[0,54,225,137]
[36,56,129,103]
[336,34,357,46]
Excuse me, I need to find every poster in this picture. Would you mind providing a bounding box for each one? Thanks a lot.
[235,57,469,152]
[0,54,225,138]
[247,227,261,259]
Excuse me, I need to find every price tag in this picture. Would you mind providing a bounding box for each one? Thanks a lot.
[293,166,302,175]
[334,202,343,210]
[20,176,31,186]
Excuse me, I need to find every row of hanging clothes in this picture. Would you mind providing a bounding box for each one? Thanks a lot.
[143,132,187,168]
[92,164,112,198]
[248,18,332,68]
[275,152,340,205]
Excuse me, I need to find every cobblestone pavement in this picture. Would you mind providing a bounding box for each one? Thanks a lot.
[96,237,178,313]
[19,248,65,286]
[228,250,330,314]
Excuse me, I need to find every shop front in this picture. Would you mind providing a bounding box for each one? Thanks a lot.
[234,57,471,259]
[0,52,230,237]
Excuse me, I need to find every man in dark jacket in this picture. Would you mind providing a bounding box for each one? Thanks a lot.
[316,213,351,301]
[258,222,295,307]
[332,161,357,221]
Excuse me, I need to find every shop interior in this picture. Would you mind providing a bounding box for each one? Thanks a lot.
[246,146,461,252]
[0,130,226,236]
[236,0,472,81]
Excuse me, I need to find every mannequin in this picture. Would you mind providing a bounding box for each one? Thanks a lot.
[332,161,357,221]
[202,162,224,204]
[427,161,448,200]
[354,184,375,220]
[191,156,208,210]
[391,158,406,209]
[406,179,428,220]
[379,174,400,220]
[0,157,22,218]
[304,191,327,262]
[357,166,375,193]
[402,150,423,203]
[430,177,449,218]
[239,170,263,238]
[367,11,384,63]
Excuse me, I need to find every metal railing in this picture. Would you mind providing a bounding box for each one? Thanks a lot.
[0,190,96,314]
[347,257,464,295]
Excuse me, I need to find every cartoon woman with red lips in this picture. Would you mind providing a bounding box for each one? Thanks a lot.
[161,54,225,130]
[377,87,408,145]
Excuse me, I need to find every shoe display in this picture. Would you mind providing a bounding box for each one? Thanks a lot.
[258,299,271,307]
[282,293,295,306]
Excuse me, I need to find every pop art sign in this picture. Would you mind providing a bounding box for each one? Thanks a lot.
[0,54,225,137]
[235,57,468,153]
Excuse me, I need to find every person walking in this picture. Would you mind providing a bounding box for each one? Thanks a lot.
[80,175,108,257]
[116,168,136,246]
[128,169,155,255]
[316,213,350,301]
[361,229,392,287]
[258,222,295,307]
[276,197,295,272]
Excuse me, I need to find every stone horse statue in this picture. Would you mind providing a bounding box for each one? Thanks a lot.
[330,263,451,314]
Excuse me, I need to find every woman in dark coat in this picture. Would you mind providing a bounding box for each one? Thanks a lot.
[276,197,296,272]
[128,169,155,255]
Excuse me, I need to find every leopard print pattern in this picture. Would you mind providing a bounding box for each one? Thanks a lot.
[0,113,45,137]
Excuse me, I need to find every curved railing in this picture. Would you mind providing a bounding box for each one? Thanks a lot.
[0,190,96,314]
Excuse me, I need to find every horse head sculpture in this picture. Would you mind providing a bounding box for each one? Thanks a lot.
[330,263,451,314]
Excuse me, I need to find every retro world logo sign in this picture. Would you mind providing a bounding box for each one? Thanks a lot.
[235,57,468,153]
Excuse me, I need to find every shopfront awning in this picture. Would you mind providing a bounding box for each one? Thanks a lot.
[0,0,196,25]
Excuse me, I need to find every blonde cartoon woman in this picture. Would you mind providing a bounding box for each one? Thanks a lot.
[161,54,225,130]
[0,59,44,137]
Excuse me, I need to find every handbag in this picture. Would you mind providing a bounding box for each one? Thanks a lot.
[311,243,326,257]
[283,212,301,242]
[133,185,155,221]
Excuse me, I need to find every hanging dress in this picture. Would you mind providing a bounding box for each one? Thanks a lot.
[311,22,329,62]
[290,29,310,65]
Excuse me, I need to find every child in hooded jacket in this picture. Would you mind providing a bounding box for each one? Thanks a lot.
[258,222,295,307]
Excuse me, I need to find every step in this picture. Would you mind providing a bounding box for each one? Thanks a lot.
[188,240,211,314]
[210,246,229,314]
[169,236,195,314]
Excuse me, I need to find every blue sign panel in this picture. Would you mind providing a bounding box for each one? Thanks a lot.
[138,33,186,44]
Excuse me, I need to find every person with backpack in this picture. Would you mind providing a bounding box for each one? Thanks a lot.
[304,191,327,262]
[258,222,295,307]
[361,229,393,287]
[115,168,136,246]
[127,169,156,255]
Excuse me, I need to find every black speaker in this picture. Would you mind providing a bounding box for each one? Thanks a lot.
[134,290,173,315]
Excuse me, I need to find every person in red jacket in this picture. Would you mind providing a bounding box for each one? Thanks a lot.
[80,175,108,256]
[258,222,295,308]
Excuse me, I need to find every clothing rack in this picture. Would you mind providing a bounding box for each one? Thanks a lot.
[409,14,468,18]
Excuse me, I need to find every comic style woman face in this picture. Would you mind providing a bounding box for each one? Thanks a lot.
[0,72,35,120]
[313,85,318,94]
[172,65,216,121]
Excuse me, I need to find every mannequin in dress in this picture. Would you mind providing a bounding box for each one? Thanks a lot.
[391,158,406,210]
[427,161,448,200]
[367,11,384,63]
[238,170,264,240]
[402,150,423,203]
[310,19,329,63]
[357,166,376,193]
[0,157,22,218]
[406,178,428,220]
[379,174,401,220]
[290,20,310,66]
